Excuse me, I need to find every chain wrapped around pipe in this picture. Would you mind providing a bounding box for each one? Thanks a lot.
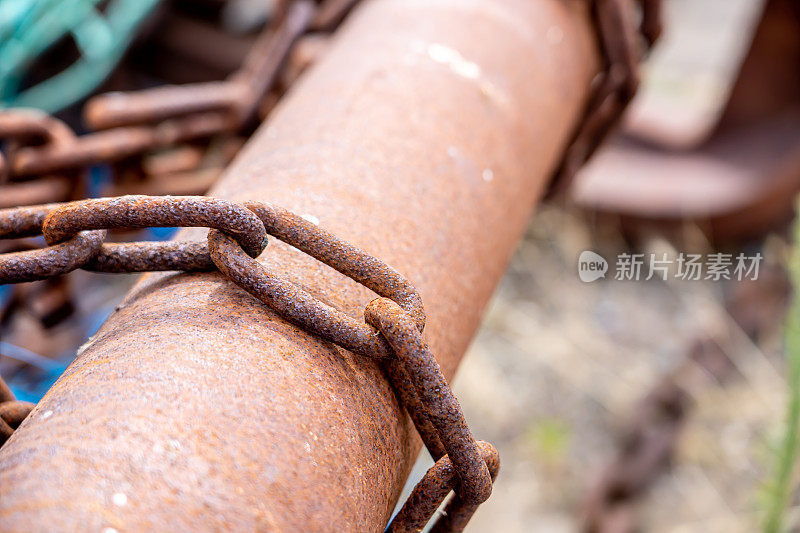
[0,195,497,531]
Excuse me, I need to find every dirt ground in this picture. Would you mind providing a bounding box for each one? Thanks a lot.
[434,205,790,532]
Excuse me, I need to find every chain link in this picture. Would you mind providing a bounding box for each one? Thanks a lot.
[0,374,35,448]
[389,440,500,532]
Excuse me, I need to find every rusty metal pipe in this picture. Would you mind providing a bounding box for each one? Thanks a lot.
[0,0,599,530]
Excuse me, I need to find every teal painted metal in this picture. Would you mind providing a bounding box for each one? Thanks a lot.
[0,0,162,113]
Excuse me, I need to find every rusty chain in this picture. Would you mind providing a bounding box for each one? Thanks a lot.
[550,0,662,195]
[583,336,736,532]
[0,374,34,448]
[583,357,695,532]
[0,0,359,207]
[0,195,497,531]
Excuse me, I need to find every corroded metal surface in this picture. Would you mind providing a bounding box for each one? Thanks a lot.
[0,0,599,530]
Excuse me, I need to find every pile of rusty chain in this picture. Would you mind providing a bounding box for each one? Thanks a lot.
[0,0,360,208]
[0,195,498,531]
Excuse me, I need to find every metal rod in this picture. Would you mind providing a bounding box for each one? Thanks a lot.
[0,0,599,529]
